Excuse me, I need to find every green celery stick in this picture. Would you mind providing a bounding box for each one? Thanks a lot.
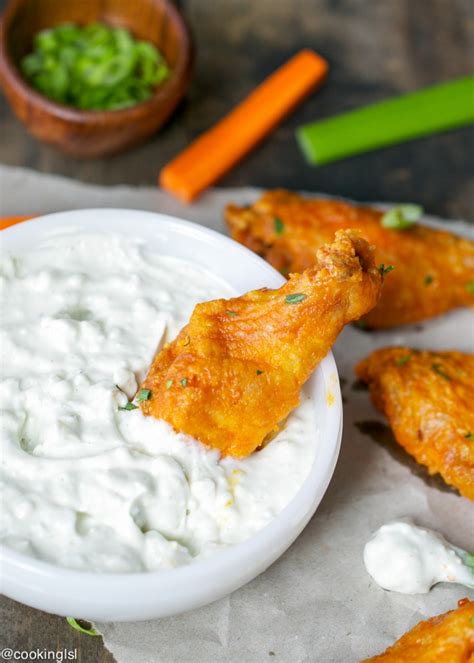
[296,76,474,165]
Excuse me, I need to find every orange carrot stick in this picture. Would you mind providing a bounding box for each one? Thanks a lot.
[0,215,34,230]
[159,50,328,203]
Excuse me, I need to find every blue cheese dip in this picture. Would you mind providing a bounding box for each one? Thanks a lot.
[364,520,474,594]
[0,232,317,572]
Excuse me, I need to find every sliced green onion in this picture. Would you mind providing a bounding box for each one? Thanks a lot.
[66,617,100,636]
[465,432,474,440]
[20,21,170,111]
[274,217,285,235]
[381,204,423,230]
[285,293,306,304]
[165,379,173,389]
[136,388,151,402]
[225,310,238,317]
[297,77,474,166]
[180,377,188,387]
[424,274,434,286]
[35,29,58,53]
[461,552,474,573]
[467,282,474,294]
[256,369,264,375]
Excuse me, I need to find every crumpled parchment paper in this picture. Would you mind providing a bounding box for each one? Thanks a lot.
[1,165,473,663]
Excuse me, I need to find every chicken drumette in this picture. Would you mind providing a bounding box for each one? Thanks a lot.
[226,189,474,329]
[139,230,382,457]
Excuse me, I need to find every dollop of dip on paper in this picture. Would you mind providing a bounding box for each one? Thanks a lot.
[364,519,474,594]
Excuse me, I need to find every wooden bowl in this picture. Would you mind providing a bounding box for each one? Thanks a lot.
[0,0,193,158]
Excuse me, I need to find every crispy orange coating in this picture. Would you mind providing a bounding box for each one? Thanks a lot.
[225,189,474,329]
[140,230,381,457]
[362,599,474,662]
[356,347,474,500]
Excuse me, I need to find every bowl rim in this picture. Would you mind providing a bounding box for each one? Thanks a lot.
[0,209,343,620]
[0,0,193,122]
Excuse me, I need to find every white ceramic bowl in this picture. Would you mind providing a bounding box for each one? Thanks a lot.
[0,209,342,622]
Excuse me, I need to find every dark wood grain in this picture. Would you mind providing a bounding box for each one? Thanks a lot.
[0,0,192,157]
[0,596,116,662]
[1,0,472,218]
[0,2,473,662]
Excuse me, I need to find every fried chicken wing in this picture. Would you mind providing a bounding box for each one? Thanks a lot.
[362,599,474,662]
[225,190,474,329]
[139,230,381,457]
[356,347,474,500]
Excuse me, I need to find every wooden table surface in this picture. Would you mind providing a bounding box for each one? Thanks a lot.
[0,1,472,662]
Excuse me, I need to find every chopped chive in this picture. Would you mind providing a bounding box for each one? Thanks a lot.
[136,388,151,402]
[274,217,285,235]
[467,282,474,294]
[423,274,434,286]
[471,616,474,625]
[225,310,238,317]
[66,617,100,637]
[285,293,306,304]
[396,355,411,365]
[465,432,474,440]
[256,369,264,375]
[118,402,138,411]
[379,264,394,276]
[431,363,451,380]
[381,204,423,230]
[180,377,188,387]
[280,266,290,276]
[165,379,173,389]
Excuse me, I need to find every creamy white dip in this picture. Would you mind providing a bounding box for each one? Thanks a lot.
[0,232,317,572]
[364,520,474,594]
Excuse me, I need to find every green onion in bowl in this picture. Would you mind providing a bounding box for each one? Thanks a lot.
[20,22,170,111]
